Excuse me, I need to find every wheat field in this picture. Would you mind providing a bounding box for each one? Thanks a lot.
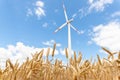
[0,44,120,80]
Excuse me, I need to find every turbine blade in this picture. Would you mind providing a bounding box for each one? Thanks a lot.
[68,18,74,23]
[63,4,68,21]
[70,24,82,34]
[54,22,67,33]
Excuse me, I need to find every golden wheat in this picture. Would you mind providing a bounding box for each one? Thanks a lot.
[0,45,120,80]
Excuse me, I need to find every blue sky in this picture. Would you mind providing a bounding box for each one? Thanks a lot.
[0,0,120,66]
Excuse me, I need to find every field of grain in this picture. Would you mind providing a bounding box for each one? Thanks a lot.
[0,44,120,80]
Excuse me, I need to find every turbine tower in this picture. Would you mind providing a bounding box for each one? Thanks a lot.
[54,4,82,59]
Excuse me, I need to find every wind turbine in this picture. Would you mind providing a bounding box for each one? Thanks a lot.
[54,4,82,59]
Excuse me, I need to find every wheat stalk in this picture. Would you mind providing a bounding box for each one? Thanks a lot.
[52,43,56,57]
[65,48,68,59]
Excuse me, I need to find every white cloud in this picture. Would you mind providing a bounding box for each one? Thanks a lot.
[72,7,91,20]
[91,21,120,52]
[72,13,77,18]
[26,0,45,18]
[89,0,113,12]
[26,9,33,16]
[35,7,45,18]
[79,30,85,34]
[0,42,58,69]
[111,11,120,18]
[59,48,65,55]
[42,22,48,28]
[42,40,61,47]
[88,0,94,4]
[72,8,86,19]
[72,0,113,19]
[60,48,74,56]
[53,21,57,26]
[34,1,45,18]
[87,41,93,45]
[36,1,44,7]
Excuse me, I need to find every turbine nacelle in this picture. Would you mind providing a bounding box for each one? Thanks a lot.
[67,18,73,24]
